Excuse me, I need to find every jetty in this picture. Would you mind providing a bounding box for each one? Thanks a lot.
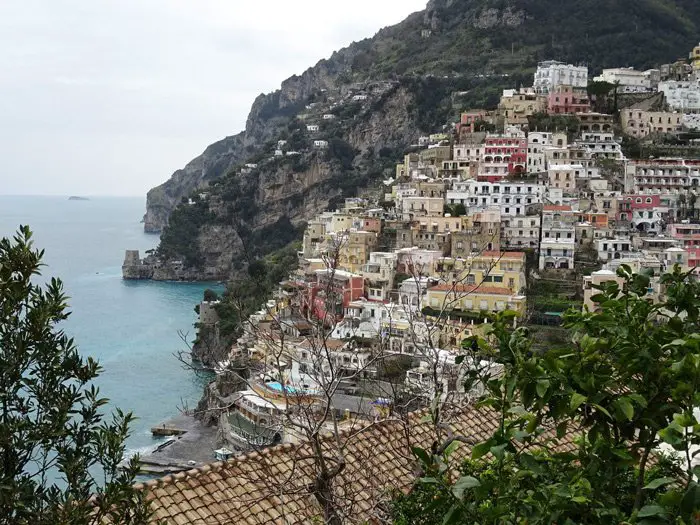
[151,424,187,437]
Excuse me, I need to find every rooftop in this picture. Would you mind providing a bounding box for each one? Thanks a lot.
[137,405,578,524]
[429,284,516,295]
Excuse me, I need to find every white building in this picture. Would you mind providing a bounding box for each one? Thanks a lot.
[313,140,329,148]
[539,205,577,270]
[659,81,700,112]
[453,143,485,162]
[593,68,659,92]
[548,164,584,193]
[577,132,624,160]
[596,238,633,262]
[540,239,576,270]
[306,124,320,132]
[534,61,588,94]
[322,114,336,120]
[527,132,566,173]
[446,180,545,217]
[503,215,541,249]
[626,159,700,193]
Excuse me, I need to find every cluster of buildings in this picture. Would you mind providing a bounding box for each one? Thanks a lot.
[198,45,700,458]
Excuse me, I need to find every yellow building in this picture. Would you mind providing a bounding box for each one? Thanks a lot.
[426,284,526,317]
[416,215,466,234]
[434,251,526,294]
[395,153,420,179]
[498,88,547,127]
[451,211,502,256]
[338,231,379,273]
[621,109,683,138]
[691,42,700,71]
[325,214,355,234]
[302,221,326,258]
[400,196,444,220]
[419,146,452,166]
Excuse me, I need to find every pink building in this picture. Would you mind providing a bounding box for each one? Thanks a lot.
[547,85,591,115]
[456,111,487,138]
[617,194,666,233]
[670,223,700,267]
[358,218,381,233]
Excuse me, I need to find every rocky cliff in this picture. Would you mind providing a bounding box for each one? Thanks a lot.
[143,0,700,273]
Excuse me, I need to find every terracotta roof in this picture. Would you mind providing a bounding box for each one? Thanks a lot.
[543,205,572,212]
[136,405,577,524]
[428,284,515,295]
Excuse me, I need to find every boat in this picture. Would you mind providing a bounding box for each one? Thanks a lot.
[68,196,89,201]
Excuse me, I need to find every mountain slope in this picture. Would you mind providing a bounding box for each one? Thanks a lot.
[143,0,700,278]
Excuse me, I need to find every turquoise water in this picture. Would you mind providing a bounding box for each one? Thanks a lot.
[0,196,220,456]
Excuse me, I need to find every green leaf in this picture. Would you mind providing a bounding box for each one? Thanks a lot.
[471,440,493,460]
[452,476,480,499]
[442,505,460,525]
[591,403,612,419]
[556,421,568,439]
[443,440,461,458]
[637,505,666,518]
[570,393,587,411]
[680,482,700,516]
[615,397,634,421]
[643,477,676,490]
[536,379,549,398]
[412,446,431,466]
[490,443,507,461]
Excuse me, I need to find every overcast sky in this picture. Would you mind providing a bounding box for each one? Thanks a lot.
[0,1,426,196]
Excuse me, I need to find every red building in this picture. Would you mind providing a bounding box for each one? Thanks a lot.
[478,134,528,182]
[617,194,661,221]
[456,111,487,139]
[310,269,365,322]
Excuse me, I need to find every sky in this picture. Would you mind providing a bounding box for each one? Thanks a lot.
[0,0,427,197]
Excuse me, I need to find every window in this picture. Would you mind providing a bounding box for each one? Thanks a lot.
[479,300,488,310]
[493,276,503,283]
[508,278,515,288]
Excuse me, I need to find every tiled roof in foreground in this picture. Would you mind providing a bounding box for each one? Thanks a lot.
[138,405,576,524]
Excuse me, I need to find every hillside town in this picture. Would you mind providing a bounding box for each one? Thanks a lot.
[188,42,700,459]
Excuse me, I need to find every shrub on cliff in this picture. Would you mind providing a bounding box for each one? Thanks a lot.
[0,227,152,524]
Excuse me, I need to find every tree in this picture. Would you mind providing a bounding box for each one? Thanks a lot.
[396,264,700,524]
[0,226,152,524]
[203,288,219,302]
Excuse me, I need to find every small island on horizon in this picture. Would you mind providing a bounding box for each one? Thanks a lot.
[68,196,89,201]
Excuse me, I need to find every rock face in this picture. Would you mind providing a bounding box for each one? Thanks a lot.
[121,249,213,281]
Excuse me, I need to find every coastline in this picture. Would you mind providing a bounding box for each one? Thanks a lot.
[136,414,221,476]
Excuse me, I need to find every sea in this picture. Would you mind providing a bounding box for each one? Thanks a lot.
[0,195,221,457]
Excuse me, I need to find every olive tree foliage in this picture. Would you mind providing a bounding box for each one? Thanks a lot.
[395,265,700,524]
[0,227,152,525]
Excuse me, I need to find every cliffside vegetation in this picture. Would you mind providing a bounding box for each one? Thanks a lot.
[156,196,214,268]
[215,242,301,338]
